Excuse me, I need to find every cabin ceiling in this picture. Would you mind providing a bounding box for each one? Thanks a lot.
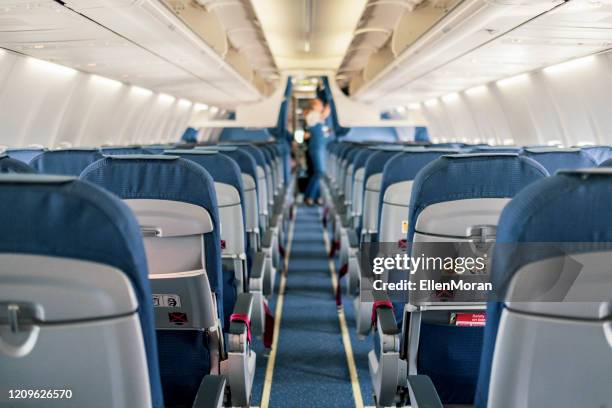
[0,0,272,108]
[251,0,368,72]
[352,0,612,107]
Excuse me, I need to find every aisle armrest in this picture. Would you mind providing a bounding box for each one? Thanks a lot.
[192,375,226,408]
[407,375,443,408]
[229,293,254,352]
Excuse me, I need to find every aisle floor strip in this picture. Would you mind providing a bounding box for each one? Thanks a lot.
[321,217,365,408]
[259,207,296,408]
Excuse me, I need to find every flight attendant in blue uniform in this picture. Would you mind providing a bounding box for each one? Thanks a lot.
[304,98,331,206]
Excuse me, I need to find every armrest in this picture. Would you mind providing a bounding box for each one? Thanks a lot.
[261,230,273,248]
[269,213,280,229]
[192,375,226,408]
[372,291,400,335]
[406,375,443,408]
[250,251,265,280]
[376,307,400,336]
[228,293,254,352]
[347,229,359,248]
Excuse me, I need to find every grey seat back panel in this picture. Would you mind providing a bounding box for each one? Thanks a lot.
[0,254,138,321]
[0,254,150,407]
[363,173,383,232]
[489,309,612,408]
[241,174,259,232]
[214,182,245,255]
[353,167,366,216]
[506,252,612,319]
[1,315,151,408]
[379,180,412,243]
[415,198,510,237]
[124,199,217,331]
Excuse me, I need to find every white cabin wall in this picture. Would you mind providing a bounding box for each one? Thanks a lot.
[0,50,192,148]
[415,51,612,146]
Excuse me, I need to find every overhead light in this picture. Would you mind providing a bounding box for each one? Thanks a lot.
[497,73,529,88]
[158,93,175,104]
[503,138,515,146]
[131,86,153,97]
[543,55,596,76]
[33,44,45,49]
[547,140,562,146]
[442,93,460,103]
[210,106,219,114]
[577,140,595,146]
[487,138,496,146]
[424,98,439,107]
[396,106,406,113]
[28,57,77,77]
[194,103,209,111]
[91,74,122,89]
[178,98,192,109]
[86,62,97,67]
[408,103,421,110]
[465,85,488,96]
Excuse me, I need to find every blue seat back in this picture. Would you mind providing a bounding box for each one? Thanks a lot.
[30,149,103,176]
[581,145,612,164]
[101,147,154,155]
[521,148,596,173]
[341,127,398,142]
[404,153,548,404]
[5,148,44,163]
[476,169,612,407]
[0,174,162,407]
[0,154,36,173]
[219,127,272,142]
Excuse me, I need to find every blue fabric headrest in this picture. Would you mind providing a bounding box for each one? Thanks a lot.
[377,150,459,228]
[582,146,612,164]
[30,149,104,176]
[408,154,549,241]
[353,149,377,171]
[522,148,596,173]
[0,155,36,174]
[5,148,45,164]
[341,127,398,142]
[100,147,154,155]
[219,128,272,142]
[0,174,163,407]
[164,150,246,228]
[80,156,224,322]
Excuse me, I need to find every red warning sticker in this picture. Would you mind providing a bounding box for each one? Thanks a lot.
[452,313,486,327]
[169,312,188,325]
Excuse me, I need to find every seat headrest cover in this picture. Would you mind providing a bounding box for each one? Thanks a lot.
[598,158,612,168]
[381,150,456,193]
[363,150,403,180]
[30,150,104,176]
[79,155,223,300]
[100,147,154,155]
[6,148,45,164]
[164,150,244,206]
[522,149,597,173]
[0,174,73,183]
[409,154,548,240]
[0,156,37,174]
[0,175,162,407]
[581,145,612,164]
[107,154,177,160]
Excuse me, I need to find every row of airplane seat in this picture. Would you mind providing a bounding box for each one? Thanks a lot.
[322,138,612,407]
[0,140,294,408]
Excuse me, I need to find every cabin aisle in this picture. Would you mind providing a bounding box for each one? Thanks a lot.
[267,205,356,407]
